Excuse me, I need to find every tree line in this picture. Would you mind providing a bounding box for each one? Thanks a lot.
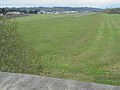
[0,7,101,14]
[103,8,120,14]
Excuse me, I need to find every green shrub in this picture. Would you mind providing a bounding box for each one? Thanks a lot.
[0,16,45,75]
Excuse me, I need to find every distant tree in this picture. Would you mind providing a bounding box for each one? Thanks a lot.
[103,8,120,14]
[2,8,6,15]
[0,8,2,14]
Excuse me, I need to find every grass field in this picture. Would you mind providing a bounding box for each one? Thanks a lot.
[17,13,120,85]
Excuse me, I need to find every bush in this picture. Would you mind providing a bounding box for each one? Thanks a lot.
[0,16,44,75]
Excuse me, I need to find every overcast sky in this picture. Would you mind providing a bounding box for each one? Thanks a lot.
[0,0,120,8]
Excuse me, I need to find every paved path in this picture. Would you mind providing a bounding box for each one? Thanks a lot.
[0,72,120,90]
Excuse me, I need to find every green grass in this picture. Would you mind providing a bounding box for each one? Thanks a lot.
[17,13,120,86]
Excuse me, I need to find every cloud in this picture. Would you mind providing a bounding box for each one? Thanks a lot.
[0,0,120,8]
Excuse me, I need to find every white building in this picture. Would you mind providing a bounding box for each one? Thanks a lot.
[6,12,21,15]
[37,11,53,14]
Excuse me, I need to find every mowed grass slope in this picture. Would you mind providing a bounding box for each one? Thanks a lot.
[17,13,120,85]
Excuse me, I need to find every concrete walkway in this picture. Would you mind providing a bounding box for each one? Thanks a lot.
[0,72,120,90]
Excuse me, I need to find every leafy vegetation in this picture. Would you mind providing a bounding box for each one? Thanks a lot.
[17,13,120,86]
[0,17,45,75]
[103,8,120,14]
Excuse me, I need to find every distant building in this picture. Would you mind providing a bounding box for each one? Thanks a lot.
[6,12,21,15]
[70,11,78,14]
[61,11,78,14]
[62,11,71,14]
[37,10,78,15]
[54,12,60,14]
[37,11,53,14]
[5,11,28,18]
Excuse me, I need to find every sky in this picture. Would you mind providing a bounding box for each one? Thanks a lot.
[0,0,120,8]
